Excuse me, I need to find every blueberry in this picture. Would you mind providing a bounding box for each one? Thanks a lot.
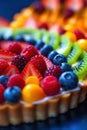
[48,51,58,62]
[53,54,67,65]
[4,86,21,103]
[25,38,36,46]
[0,34,4,41]
[14,35,25,41]
[40,44,53,57]
[4,35,13,41]
[60,62,72,72]
[0,75,9,88]
[35,40,45,49]
[59,71,78,90]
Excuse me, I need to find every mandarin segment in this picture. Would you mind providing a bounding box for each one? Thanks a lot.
[25,76,40,85]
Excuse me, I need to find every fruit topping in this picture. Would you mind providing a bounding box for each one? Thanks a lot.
[4,86,21,103]
[22,84,46,103]
[11,55,27,72]
[38,23,49,30]
[41,76,60,96]
[7,74,25,89]
[48,51,58,62]
[25,38,36,46]
[0,59,9,75]
[44,65,62,78]
[74,30,85,40]
[77,39,87,51]
[0,75,9,88]
[59,71,78,90]
[60,62,72,72]
[25,76,39,85]
[35,40,45,50]
[0,84,5,104]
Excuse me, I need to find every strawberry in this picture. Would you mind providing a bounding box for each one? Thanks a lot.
[21,45,38,60]
[21,62,43,81]
[0,50,15,63]
[0,59,9,75]
[30,55,47,75]
[43,56,53,69]
[0,17,9,27]
[0,84,5,104]
[0,41,11,50]
[3,65,19,77]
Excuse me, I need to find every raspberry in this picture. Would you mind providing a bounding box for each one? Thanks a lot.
[38,23,49,30]
[7,41,22,55]
[44,65,62,78]
[74,30,85,40]
[41,76,60,96]
[0,84,5,104]
[21,45,38,60]
[11,55,27,72]
[7,74,25,89]
[0,59,9,75]
[30,55,47,76]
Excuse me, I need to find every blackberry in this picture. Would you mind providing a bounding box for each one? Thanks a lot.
[11,55,27,72]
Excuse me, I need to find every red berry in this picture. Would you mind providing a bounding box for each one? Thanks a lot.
[38,23,49,30]
[44,65,62,78]
[11,55,27,72]
[7,74,25,89]
[74,30,85,40]
[21,45,38,60]
[0,84,5,104]
[0,59,9,75]
[7,42,22,55]
[41,76,60,96]
[30,55,47,75]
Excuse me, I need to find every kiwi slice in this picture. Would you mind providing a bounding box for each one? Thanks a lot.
[0,27,12,37]
[40,29,50,44]
[67,43,82,65]
[56,35,72,56]
[49,32,60,50]
[73,52,87,80]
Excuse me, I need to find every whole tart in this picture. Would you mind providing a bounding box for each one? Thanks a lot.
[0,28,87,126]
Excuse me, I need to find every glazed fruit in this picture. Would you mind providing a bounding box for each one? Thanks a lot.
[35,40,45,49]
[59,71,78,90]
[25,38,36,46]
[0,75,9,88]
[65,31,77,42]
[22,84,46,103]
[0,84,5,104]
[41,76,60,96]
[77,39,87,51]
[4,86,21,103]
[7,74,25,89]
[25,76,39,85]
[0,59,9,75]
[53,54,67,66]
[74,30,85,40]
[60,62,72,72]
[48,51,58,62]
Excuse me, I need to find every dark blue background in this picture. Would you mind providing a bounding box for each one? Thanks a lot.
[0,0,87,130]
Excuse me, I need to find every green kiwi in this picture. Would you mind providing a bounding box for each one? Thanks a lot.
[56,35,72,56]
[40,29,50,44]
[73,52,87,80]
[49,32,60,50]
[67,43,82,65]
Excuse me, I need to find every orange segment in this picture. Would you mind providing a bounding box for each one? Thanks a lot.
[65,31,77,42]
[25,76,39,85]
[22,84,46,103]
[77,39,87,51]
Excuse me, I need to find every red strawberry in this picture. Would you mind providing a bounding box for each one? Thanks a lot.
[0,50,15,63]
[21,62,43,81]
[3,65,19,77]
[0,84,5,104]
[43,56,53,69]
[0,59,9,75]
[38,23,49,30]
[21,45,38,60]
[74,29,85,40]
[0,17,9,27]
[7,74,25,89]
[30,55,47,75]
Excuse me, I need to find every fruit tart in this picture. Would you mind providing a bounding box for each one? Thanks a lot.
[0,27,87,126]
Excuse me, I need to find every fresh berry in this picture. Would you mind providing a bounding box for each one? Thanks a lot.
[53,54,67,66]
[25,38,36,46]
[21,45,38,60]
[25,76,39,85]
[11,55,27,72]
[0,34,3,41]
[59,71,78,90]
[3,65,19,77]
[0,59,9,75]
[30,55,47,75]
[0,50,15,63]
[14,35,25,41]
[74,30,85,40]
[40,44,53,57]
[21,62,43,81]
[7,74,25,89]
[43,56,53,69]
[60,62,72,72]
[0,84,5,104]
[64,9,74,18]
[48,51,58,62]
[41,76,60,96]
[22,84,46,103]
[0,75,9,88]
[38,23,49,30]
[7,42,22,55]
[45,65,62,78]
[4,86,21,103]
[4,34,13,41]
[35,40,45,50]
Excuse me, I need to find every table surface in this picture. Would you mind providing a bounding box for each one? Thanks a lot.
[0,0,87,130]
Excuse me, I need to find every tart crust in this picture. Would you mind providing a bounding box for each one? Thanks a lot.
[0,82,87,126]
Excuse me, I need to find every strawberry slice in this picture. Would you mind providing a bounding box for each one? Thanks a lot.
[0,50,15,63]
[21,62,43,81]
[43,56,53,69]
[3,65,19,77]
[0,17,9,27]
[0,41,12,50]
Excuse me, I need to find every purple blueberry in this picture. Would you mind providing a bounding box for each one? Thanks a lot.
[60,62,72,72]
[48,51,58,62]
